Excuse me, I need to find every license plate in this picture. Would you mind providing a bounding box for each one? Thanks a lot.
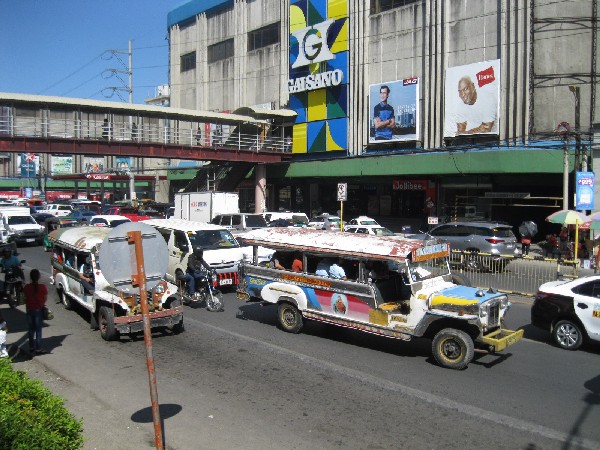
[506,244,513,248]
[26,238,35,243]
[220,279,233,285]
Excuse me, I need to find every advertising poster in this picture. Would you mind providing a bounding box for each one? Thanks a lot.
[116,157,132,172]
[444,60,501,138]
[18,153,39,178]
[576,171,594,211]
[51,156,73,174]
[369,78,419,143]
[84,157,105,173]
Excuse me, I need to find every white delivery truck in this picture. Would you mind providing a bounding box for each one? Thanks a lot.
[0,207,44,245]
[174,192,239,223]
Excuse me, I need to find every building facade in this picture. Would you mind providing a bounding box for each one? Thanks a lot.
[167,0,599,231]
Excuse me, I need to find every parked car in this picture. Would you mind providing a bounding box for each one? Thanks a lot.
[211,213,268,232]
[65,209,97,224]
[88,215,132,228]
[344,216,379,231]
[531,275,600,350]
[428,221,520,271]
[262,212,309,227]
[345,225,396,236]
[308,214,342,231]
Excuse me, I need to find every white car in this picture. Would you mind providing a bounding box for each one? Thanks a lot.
[532,275,600,350]
[308,214,342,231]
[345,225,396,236]
[88,215,132,228]
[344,216,379,231]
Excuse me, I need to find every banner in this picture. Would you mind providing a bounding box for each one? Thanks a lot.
[444,60,501,138]
[51,156,73,175]
[116,157,132,172]
[84,157,105,173]
[369,78,419,143]
[576,171,594,211]
[18,153,39,178]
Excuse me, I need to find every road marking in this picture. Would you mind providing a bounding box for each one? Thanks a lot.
[189,316,599,449]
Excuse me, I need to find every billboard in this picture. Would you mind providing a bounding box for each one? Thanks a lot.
[84,157,105,173]
[116,157,132,172]
[369,78,419,143]
[444,60,500,138]
[51,156,73,175]
[576,171,594,211]
[18,153,39,178]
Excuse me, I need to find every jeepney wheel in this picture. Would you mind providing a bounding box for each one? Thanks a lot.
[277,302,303,334]
[432,328,474,370]
[99,306,118,341]
[451,273,472,287]
[58,287,72,310]
[553,319,583,350]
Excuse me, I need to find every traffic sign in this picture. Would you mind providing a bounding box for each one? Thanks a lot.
[337,183,347,201]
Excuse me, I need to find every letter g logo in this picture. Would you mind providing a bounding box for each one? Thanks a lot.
[291,19,335,68]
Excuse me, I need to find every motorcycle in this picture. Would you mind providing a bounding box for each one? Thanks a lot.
[178,269,224,312]
[2,262,25,309]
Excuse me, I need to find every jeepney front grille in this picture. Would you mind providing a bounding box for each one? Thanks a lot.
[487,302,500,328]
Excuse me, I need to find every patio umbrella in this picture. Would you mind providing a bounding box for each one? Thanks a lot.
[587,211,600,222]
[545,209,588,263]
[518,220,538,237]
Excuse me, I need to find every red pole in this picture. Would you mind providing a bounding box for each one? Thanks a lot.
[128,230,164,450]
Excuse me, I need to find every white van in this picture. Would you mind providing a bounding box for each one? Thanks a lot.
[262,211,309,227]
[49,226,183,340]
[142,219,245,288]
[0,207,44,245]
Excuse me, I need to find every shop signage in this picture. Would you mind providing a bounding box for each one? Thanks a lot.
[85,174,111,180]
[392,180,426,190]
[576,171,594,211]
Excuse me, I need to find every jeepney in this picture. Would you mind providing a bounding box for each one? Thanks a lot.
[49,226,183,340]
[42,216,79,252]
[237,228,523,369]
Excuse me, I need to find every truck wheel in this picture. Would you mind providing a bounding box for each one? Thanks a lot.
[553,319,583,350]
[58,288,72,310]
[99,306,118,341]
[451,273,472,287]
[432,328,474,370]
[277,302,303,334]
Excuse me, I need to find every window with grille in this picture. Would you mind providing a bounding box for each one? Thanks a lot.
[180,51,196,72]
[208,39,234,63]
[248,22,280,51]
[370,0,418,14]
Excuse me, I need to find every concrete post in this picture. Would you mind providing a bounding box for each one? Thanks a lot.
[255,164,267,213]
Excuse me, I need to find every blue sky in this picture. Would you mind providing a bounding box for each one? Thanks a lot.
[0,1,185,104]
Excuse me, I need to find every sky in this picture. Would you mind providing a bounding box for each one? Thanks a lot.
[0,0,186,104]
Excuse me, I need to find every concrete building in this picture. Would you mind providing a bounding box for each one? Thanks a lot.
[167,0,599,233]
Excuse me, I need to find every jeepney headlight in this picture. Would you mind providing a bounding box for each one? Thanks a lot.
[154,283,165,294]
[479,308,487,318]
[211,272,218,283]
[499,295,509,309]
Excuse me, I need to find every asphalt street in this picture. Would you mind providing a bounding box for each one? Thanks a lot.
[2,245,600,450]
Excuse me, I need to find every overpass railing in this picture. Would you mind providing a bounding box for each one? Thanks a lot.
[0,116,290,153]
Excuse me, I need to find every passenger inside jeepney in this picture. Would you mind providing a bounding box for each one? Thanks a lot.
[78,255,95,294]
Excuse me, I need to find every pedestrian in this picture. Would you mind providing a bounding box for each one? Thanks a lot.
[23,268,49,355]
[0,309,8,358]
[521,234,532,256]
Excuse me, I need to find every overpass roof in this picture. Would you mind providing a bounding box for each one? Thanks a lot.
[0,92,270,126]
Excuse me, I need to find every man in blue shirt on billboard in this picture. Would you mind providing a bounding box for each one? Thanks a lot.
[373,85,395,140]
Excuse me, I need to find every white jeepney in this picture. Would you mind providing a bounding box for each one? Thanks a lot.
[237,228,523,369]
[49,226,184,340]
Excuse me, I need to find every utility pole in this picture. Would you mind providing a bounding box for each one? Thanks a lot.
[557,121,571,210]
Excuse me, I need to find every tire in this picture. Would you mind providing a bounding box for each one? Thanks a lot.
[99,306,118,341]
[451,273,472,287]
[172,320,185,334]
[206,289,224,312]
[58,287,72,310]
[553,319,583,350]
[7,284,16,309]
[277,302,303,334]
[432,328,474,370]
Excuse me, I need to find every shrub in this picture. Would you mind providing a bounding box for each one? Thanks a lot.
[0,358,83,449]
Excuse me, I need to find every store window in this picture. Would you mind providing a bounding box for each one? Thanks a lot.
[180,52,196,72]
[370,0,418,14]
[248,23,280,51]
[208,39,234,63]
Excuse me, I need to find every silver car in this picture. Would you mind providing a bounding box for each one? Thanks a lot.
[428,221,520,270]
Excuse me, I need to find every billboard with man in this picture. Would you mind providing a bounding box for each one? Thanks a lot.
[369,78,419,143]
[443,60,501,138]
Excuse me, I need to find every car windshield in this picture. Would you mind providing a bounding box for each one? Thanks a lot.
[189,229,239,250]
[245,215,268,227]
[108,219,130,227]
[361,219,378,226]
[406,256,451,282]
[373,227,395,236]
[328,217,341,224]
[493,227,515,238]
[292,215,308,226]
[8,216,37,225]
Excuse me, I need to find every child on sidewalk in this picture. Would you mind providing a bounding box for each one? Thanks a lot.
[0,309,8,358]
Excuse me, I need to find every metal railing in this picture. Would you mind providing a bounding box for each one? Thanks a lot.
[0,117,290,153]
[451,250,589,296]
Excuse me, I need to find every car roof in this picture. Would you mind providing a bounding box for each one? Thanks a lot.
[142,218,227,232]
[434,221,511,227]
[91,215,131,221]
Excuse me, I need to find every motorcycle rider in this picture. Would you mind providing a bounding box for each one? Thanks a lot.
[185,247,212,298]
[0,247,24,294]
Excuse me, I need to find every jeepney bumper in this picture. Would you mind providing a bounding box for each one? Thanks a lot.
[479,327,524,352]
[113,306,184,334]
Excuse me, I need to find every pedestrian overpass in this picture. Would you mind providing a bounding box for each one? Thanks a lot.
[0,92,294,164]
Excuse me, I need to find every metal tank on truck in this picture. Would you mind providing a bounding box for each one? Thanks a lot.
[174,192,239,223]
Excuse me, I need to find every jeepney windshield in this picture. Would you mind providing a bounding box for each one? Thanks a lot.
[406,256,451,282]
[189,229,239,250]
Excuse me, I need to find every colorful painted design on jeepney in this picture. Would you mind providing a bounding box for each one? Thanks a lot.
[308,289,371,321]
[332,293,348,315]
[281,272,332,288]
[430,285,500,308]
